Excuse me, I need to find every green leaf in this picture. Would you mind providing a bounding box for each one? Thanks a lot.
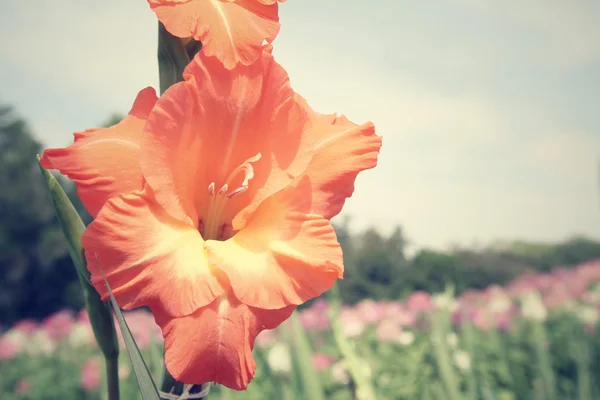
[100,262,160,400]
[290,312,326,400]
[37,157,91,286]
[38,159,120,398]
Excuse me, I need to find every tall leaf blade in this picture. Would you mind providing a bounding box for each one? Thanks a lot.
[100,264,160,400]
[290,312,326,400]
[37,157,91,285]
[328,283,377,400]
[38,160,120,398]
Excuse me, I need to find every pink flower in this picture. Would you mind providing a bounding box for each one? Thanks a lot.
[355,299,384,325]
[494,310,514,332]
[505,281,536,298]
[113,310,163,350]
[311,299,330,313]
[299,308,330,332]
[451,310,465,326]
[81,358,102,391]
[376,319,403,342]
[339,309,365,338]
[77,309,91,324]
[0,334,21,360]
[125,311,153,350]
[469,309,491,332]
[42,310,75,341]
[542,285,574,310]
[575,260,600,281]
[383,301,403,317]
[383,302,416,327]
[15,378,31,395]
[13,320,38,335]
[312,353,333,371]
[407,291,433,313]
[255,330,276,348]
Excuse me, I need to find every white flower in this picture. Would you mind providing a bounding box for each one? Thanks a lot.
[68,323,94,348]
[582,291,600,305]
[489,293,512,314]
[433,292,458,312]
[267,343,291,374]
[331,361,350,384]
[341,312,365,338]
[453,350,471,372]
[521,293,547,322]
[397,331,415,346]
[3,330,26,348]
[119,365,131,379]
[577,306,598,326]
[331,358,372,384]
[25,331,55,355]
[446,332,458,348]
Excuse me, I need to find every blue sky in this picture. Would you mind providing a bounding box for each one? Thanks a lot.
[1,0,599,251]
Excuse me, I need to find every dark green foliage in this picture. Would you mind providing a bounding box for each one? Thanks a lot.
[0,105,85,325]
[334,221,600,304]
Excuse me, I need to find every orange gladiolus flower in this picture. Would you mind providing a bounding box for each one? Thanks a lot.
[40,47,381,389]
[149,0,287,69]
[40,87,158,218]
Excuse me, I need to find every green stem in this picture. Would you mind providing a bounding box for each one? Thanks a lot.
[157,22,200,95]
[572,330,592,400]
[159,364,177,394]
[106,356,120,400]
[489,325,513,387]
[328,284,377,400]
[532,321,556,400]
[431,311,461,400]
[462,323,479,400]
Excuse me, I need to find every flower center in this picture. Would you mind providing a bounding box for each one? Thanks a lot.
[200,153,261,240]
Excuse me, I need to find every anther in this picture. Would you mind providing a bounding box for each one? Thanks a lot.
[208,182,215,196]
[218,184,229,195]
[227,185,248,198]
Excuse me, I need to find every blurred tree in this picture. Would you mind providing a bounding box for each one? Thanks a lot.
[102,113,124,129]
[0,105,83,325]
[403,249,460,294]
[337,226,409,303]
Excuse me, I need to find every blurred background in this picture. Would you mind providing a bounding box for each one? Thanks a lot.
[1,1,600,399]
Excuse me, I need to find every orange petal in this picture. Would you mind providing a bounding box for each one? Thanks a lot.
[82,189,226,318]
[305,113,382,219]
[149,0,280,69]
[40,87,157,217]
[141,47,314,231]
[204,177,343,310]
[157,292,295,390]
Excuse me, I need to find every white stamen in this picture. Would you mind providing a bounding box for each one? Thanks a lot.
[201,152,262,240]
[227,185,248,198]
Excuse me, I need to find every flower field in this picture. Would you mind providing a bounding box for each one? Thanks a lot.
[2,260,600,400]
